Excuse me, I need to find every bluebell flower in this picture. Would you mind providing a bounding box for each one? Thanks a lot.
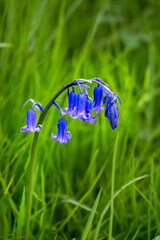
[105,99,119,129]
[79,97,97,124]
[64,87,78,116]
[71,93,86,118]
[51,118,71,144]
[21,99,43,133]
[64,86,96,124]
[92,85,104,115]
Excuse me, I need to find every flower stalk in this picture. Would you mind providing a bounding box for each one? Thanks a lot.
[25,82,77,240]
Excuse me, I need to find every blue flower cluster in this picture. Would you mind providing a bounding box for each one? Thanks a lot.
[21,78,121,144]
[21,99,43,132]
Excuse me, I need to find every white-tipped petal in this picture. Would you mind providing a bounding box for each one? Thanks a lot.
[22,99,35,110]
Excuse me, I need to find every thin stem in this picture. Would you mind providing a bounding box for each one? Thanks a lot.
[108,133,119,240]
[25,82,78,240]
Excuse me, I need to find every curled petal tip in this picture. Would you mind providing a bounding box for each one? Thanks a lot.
[66,131,71,140]
[33,103,43,112]
[22,99,35,110]
[115,94,122,107]
[92,78,109,88]
[52,100,65,118]
[22,99,43,112]
[21,126,29,132]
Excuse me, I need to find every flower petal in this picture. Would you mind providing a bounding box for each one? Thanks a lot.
[22,99,43,112]
[22,99,35,110]
[51,118,71,144]
[72,79,92,85]
[33,103,43,112]
[92,77,109,88]
[89,117,97,124]
[21,125,30,132]
[114,93,122,107]
[51,130,58,140]
[66,131,71,140]
[33,124,42,132]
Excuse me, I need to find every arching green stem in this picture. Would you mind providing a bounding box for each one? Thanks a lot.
[25,82,78,240]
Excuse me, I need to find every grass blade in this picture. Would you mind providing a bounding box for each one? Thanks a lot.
[16,187,25,237]
[81,188,102,240]
[94,174,148,240]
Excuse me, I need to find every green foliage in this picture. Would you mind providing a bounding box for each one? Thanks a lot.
[16,187,25,237]
[0,0,160,239]
[81,188,102,240]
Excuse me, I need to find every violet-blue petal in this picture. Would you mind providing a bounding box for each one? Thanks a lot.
[92,85,103,115]
[21,125,30,132]
[51,118,71,144]
[77,93,86,115]
[105,100,119,129]
[22,99,43,112]
[26,109,37,131]
[78,97,97,124]
[33,103,43,112]
[71,93,86,118]
[34,124,42,132]
[88,117,97,124]
[21,109,42,132]
[64,87,78,114]
[113,93,122,106]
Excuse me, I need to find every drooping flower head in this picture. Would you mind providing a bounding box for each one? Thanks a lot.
[64,87,78,116]
[21,78,122,143]
[79,97,97,124]
[65,80,96,124]
[51,118,71,144]
[105,98,119,129]
[92,84,103,115]
[21,99,43,132]
[51,100,71,144]
[72,92,86,118]
[71,78,121,128]
[67,82,86,119]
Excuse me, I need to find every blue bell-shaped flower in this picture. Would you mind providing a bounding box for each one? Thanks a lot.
[79,97,97,124]
[51,118,71,144]
[21,99,43,132]
[64,87,78,116]
[71,93,86,118]
[105,99,119,129]
[92,85,103,115]
[21,108,42,132]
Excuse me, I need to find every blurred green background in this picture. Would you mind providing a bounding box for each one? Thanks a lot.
[1,0,160,239]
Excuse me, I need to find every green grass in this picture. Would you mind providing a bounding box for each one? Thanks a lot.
[1,0,160,239]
